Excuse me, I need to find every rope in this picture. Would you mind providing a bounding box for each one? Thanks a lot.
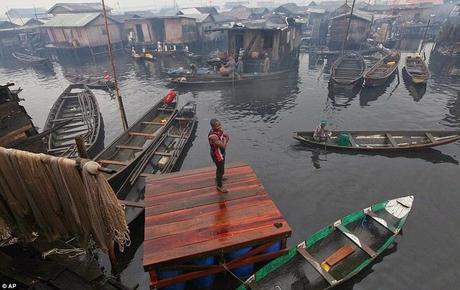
[42,247,86,259]
[221,264,247,285]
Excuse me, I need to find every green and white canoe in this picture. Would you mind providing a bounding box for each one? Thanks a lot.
[237,196,414,290]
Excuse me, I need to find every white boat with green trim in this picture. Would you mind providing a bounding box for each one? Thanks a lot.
[237,196,414,290]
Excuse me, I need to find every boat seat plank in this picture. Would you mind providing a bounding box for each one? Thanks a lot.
[128,132,156,139]
[348,134,358,148]
[321,244,355,270]
[158,108,175,112]
[154,152,172,156]
[365,211,398,234]
[98,159,129,166]
[116,145,144,151]
[142,121,164,126]
[168,134,183,138]
[425,133,436,143]
[51,117,82,123]
[336,224,377,257]
[176,117,194,121]
[386,133,398,147]
[296,246,337,285]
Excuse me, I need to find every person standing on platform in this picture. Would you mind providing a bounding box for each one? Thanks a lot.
[208,119,229,193]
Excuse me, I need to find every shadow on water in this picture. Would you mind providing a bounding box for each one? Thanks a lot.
[216,71,300,122]
[402,71,427,102]
[291,144,459,166]
[359,73,400,107]
[327,83,362,109]
[338,243,399,290]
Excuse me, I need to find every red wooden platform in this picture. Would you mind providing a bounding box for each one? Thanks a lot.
[143,162,291,288]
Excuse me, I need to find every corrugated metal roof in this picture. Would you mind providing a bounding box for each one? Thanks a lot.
[44,13,100,27]
[181,13,211,23]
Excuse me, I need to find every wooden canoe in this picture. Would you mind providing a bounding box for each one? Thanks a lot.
[43,84,102,158]
[293,131,460,151]
[94,98,177,191]
[330,53,366,86]
[170,70,291,86]
[364,51,400,87]
[12,52,48,64]
[238,196,414,290]
[117,102,197,224]
[65,74,115,91]
[403,55,430,84]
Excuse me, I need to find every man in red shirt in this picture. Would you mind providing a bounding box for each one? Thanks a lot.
[208,119,229,193]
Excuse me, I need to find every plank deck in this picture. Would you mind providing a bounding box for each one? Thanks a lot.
[143,163,291,269]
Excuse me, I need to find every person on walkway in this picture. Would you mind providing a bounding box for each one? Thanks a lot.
[263,53,270,73]
[313,119,332,141]
[208,119,229,193]
[235,56,244,78]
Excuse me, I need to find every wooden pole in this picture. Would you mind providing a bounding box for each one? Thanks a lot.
[341,0,357,55]
[101,0,129,131]
[420,18,431,55]
[75,136,88,158]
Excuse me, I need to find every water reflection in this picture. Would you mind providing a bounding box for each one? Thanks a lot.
[402,72,427,102]
[217,71,300,123]
[327,83,361,109]
[360,73,400,106]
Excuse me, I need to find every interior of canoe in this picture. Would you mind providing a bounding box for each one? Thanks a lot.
[251,204,403,290]
[299,132,459,149]
[96,105,175,172]
[48,87,98,156]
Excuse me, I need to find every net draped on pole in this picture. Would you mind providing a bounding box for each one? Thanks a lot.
[0,147,130,252]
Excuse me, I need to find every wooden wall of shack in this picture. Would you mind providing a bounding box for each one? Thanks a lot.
[164,18,197,44]
[328,15,371,50]
[46,16,122,48]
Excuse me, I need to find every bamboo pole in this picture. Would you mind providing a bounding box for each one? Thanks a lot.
[101,0,129,131]
[341,0,357,55]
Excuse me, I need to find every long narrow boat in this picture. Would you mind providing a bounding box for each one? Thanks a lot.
[65,74,116,90]
[43,84,102,158]
[238,196,414,290]
[403,55,430,84]
[293,130,460,151]
[364,51,400,87]
[94,98,177,190]
[12,52,48,65]
[330,53,366,86]
[117,102,197,224]
[171,69,291,86]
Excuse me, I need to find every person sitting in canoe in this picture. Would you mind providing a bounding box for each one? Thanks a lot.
[313,119,332,142]
[163,90,177,107]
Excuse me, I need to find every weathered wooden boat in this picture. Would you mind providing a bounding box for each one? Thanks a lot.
[65,74,115,90]
[43,84,102,158]
[364,51,400,87]
[94,97,177,191]
[293,130,460,151]
[403,55,430,84]
[330,53,366,86]
[238,196,414,290]
[143,51,155,61]
[117,102,197,224]
[12,52,48,64]
[171,69,291,86]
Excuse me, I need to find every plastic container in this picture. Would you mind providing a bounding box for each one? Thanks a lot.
[226,247,254,278]
[192,256,216,288]
[263,241,281,254]
[338,133,350,146]
[156,270,186,290]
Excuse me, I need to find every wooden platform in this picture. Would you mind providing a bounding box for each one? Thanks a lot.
[143,162,291,288]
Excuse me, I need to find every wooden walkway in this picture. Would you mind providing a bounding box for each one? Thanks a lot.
[143,162,291,288]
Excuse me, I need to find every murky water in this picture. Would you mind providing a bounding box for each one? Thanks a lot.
[1,42,460,289]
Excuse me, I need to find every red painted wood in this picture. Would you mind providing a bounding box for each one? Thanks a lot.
[143,163,291,269]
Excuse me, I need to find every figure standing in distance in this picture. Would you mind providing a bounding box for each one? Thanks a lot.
[208,119,229,193]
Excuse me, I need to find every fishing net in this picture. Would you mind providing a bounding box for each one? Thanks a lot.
[0,147,130,253]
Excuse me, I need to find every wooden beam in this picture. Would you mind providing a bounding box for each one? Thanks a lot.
[128,132,156,139]
[154,152,172,156]
[296,246,337,285]
[425,133,436,143]
[97,159,129,166]
[142,121,164,126]
[386,133,398,147]
[116,145,143,151]
[336,224,376,257]
[348,134,358,147]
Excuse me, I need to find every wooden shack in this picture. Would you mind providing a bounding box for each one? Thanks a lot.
[327,4,372,50]
[47,2,110,16]
[44,13,123,56]
[433,4,460,55]
[216,15,302,72]
[163,16,198,45]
